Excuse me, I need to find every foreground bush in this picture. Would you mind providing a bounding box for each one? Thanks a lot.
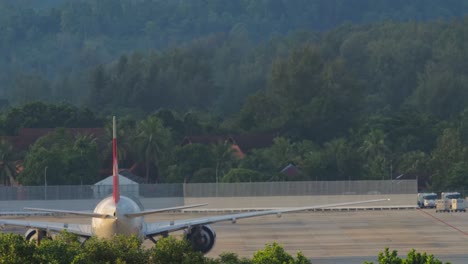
[0,233,36,263]
[0,233,451,264]
[364,248,450,264]
[147,236,208,264]
[251,242,310,264]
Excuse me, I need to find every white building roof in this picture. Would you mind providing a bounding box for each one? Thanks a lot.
[94,174,138,185]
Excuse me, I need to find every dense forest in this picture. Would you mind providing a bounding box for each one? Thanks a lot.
[0,1,467,192]
[2,0,468,106]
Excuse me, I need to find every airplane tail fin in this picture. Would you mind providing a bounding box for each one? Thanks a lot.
[112,116,120,204]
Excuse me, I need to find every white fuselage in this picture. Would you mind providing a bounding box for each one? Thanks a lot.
[91,196,144,239]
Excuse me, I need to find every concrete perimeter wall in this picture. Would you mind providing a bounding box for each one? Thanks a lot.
[0,180,416,212]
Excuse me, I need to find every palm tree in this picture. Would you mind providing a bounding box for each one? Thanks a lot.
[211,142,235,183]
[73,133,99,184]
[323,138,349,181]
[0,140,20,186]
[135,116,172,183]
[358,129,390,179]
[102,117,135,169]
[358,129,389,159]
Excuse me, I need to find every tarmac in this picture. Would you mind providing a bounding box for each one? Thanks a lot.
[3,209,468,264]
[149,209,468,263]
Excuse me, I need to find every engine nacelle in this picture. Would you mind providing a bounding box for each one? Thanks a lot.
[184,225,216,254]
[25,229,51,243]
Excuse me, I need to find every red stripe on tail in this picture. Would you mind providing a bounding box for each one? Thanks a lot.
[112,117,120,204]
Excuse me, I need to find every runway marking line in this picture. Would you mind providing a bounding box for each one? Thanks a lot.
[417,209,468,236]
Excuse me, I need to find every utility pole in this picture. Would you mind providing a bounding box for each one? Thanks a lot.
[390,162,393,194]
[44,166,48,200]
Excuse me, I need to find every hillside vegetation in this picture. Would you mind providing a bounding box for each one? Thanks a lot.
[0,2,467,192]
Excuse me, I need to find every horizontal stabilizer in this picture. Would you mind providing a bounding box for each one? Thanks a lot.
[0,219,93,237]
[24,207,113,219]
[125,203,208,218]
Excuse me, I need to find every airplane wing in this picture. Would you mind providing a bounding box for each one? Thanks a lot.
[24,207,112,218]
[24,203,208,219]
[125,204,208,218]
[0,219,93,237]
[144,198,389,237]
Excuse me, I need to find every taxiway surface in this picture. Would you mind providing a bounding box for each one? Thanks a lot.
[2,209,468,264]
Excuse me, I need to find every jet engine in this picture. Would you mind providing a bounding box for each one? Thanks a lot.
[25,229,51,243]
[184,225,216,254]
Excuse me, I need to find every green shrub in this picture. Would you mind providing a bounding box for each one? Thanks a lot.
[148,236,208,264]
[363,248,450,264]
[0,233,36,264]
[214,252,252,264]
[73,235,148,264]
[252,242,311,264]
[35,233,81,264]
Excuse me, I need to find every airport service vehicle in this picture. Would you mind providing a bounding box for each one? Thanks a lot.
[0,117,389,254]
[417,193,437,208]
[435,192,466,213]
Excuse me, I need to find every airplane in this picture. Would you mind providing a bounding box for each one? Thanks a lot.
[0,117,389,253]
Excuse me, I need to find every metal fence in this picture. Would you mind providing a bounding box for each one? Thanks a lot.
[0,180,416,201]
[184,180,416,197]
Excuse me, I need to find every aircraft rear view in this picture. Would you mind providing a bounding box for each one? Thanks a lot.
[0,116,389,254]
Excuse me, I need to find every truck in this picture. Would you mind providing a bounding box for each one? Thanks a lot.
[435,192,466,212]
[417,193,437,208]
